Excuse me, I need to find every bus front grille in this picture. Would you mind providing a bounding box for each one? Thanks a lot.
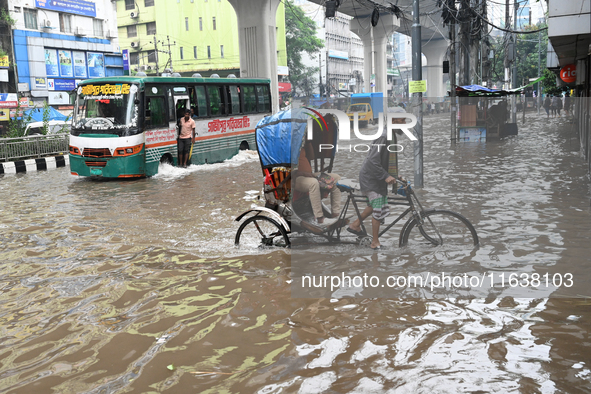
[85,161,107,167]
[83,148,112,158]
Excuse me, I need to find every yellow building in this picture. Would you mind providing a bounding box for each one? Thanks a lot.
[116,0,287,77]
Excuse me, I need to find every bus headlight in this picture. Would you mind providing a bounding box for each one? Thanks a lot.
[113,144,144,157]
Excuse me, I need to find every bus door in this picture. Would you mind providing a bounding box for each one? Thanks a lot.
[172,86,190,121]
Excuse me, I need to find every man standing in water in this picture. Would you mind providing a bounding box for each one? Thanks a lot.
[347,108,405,250]
[178,109,196,168]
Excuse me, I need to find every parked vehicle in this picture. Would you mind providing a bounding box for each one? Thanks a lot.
[346,92,384,126]
[24,120,71,136]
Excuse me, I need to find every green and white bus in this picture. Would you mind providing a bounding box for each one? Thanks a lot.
[69,75,272,178]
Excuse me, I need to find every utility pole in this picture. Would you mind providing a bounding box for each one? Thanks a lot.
[318,55,323,97]
[412,0,423,188]
[165,35,176,72]
[511,0,517,124]
[458,0,470,86]
[537,30,541,115]
[153,35,159,76]
[450,17,457,142]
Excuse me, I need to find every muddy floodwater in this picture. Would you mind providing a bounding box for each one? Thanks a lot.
[1,112,591,393]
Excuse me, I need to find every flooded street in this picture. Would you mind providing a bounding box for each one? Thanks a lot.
[1,112,591,393]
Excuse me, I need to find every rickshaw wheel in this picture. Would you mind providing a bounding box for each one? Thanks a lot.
[358,236,373,247]
[235,216,291,248]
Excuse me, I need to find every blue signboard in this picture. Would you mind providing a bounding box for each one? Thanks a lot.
[52,79,77,91]
[59,50,73,77]
[35,0,96,18]
[45,49,59,77]
[122,49,129,71]
[87,52,105,78]
[73,51,87,78]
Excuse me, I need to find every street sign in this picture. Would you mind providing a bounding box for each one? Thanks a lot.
[409,80,427,93]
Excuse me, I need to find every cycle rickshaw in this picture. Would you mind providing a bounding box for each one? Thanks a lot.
[234,109,478,249]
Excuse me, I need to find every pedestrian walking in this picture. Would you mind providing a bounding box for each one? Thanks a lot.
[550,96,558,117]
[556,95,563,116]
[564,93,571,116]
[543,96,551,118]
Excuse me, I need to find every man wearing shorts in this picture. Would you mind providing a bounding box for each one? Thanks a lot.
[178,109,195,168]
[347,110,405,249]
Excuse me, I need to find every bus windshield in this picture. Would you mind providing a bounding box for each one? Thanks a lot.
[72,83,139,136]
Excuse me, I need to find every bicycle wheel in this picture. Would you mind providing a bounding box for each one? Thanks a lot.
[400,209,478,247]
[235,215,291,248]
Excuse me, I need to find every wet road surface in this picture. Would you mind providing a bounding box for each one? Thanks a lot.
[1,112,591,392]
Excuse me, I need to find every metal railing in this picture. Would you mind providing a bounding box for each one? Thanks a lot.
[0,134,69,162]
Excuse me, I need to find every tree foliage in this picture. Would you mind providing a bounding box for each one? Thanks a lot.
[489,23,548,88]
[285,0,323,96]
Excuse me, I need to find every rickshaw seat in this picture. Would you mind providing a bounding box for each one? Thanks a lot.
[265,168,291,202]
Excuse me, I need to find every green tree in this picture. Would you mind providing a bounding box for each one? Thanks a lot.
[285,0,324,96]
[489,24,548,88]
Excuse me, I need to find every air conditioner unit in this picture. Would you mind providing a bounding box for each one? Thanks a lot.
[74,27,86,36]
[146,65,152,70]
[139,65,147,71]
[130,41,140,48]
[130,11,138,18]
[106,29,116,38]
[43,19,51,28]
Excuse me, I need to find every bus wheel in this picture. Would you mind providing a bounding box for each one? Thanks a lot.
[160,154,173,165]
[239,141,249,151]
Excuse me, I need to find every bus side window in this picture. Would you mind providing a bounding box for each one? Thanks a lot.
[166,87,175,122]
[207,85,225,117]
[256,85,270,112]
[191,85,208,117]
[242,85,256,113]
[145,97,166,129]
[227,85,240,114]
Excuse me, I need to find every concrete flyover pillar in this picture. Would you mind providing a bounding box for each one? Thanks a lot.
[422,38,449,99]
[350,17,372,93]
[372,14,398,98]
[228,0,280,112]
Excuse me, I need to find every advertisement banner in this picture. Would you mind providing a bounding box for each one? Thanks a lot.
[87,52,105,78]
[45,49,59,77]
[0,93,18,108]
[0,109,9,121]
[35,0,96,17]
[48,91,71,105]
[122,49,129,71]
[73,51,87,78]
[59,50,73,77]
[0,55,9,68]
[50,79,77,91]
[35,77,47,89]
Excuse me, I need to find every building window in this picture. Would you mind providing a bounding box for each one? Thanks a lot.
[127,25,137,38]
[148,51,156,63]
[212,17,216,30]
[145,0,154,6]
[125,0,134,10]
[207,46,211,59]
[199,17,202,31]
[146,21,156,35]
[193,46,197,59]
[24,8,37,30]
[130,52,139,65]
[185,17,189,31]
[180,47,184,60]
[220,45,224,58]
[93,19,103,37]
[59,13,72,33]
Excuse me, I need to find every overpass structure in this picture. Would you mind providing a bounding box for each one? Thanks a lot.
[228,0,450,111]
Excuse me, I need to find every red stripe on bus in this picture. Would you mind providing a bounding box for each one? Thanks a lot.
[145,141,178,149]
[195,129,254,141]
